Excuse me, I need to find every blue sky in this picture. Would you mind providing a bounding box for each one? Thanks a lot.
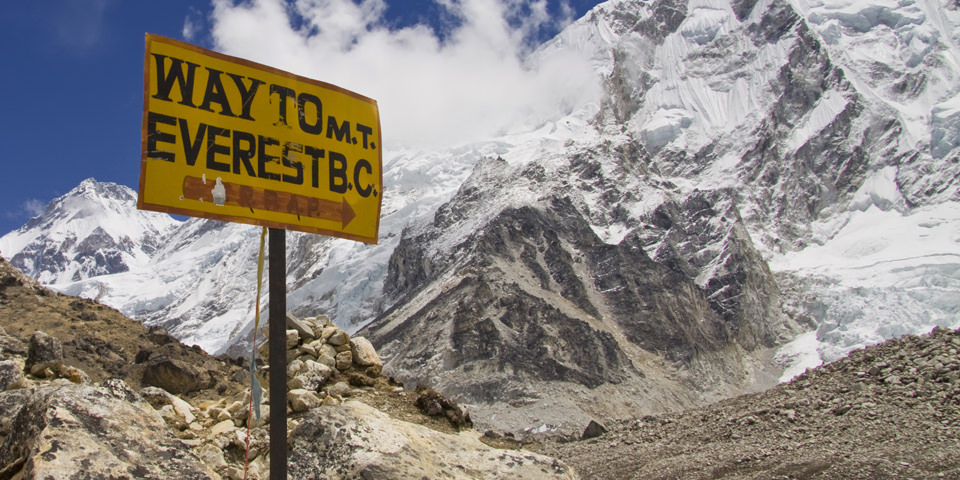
[0,0,604,237]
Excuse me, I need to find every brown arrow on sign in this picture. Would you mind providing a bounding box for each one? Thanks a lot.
[181,176,356,226]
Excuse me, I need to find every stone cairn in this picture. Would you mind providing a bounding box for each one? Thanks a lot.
[141,313,386,479]
[257,312,385,413]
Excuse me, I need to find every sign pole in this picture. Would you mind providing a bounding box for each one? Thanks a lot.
[139,34,382,477]
[268,228,287,479]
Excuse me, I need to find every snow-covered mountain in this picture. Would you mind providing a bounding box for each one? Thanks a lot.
[0,179,179,286]
[2,0,960,435]
[360,0,960,434]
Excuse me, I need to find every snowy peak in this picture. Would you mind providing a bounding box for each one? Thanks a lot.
[0,179,180,284]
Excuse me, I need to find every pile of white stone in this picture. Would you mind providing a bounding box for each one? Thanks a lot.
[259,313,383,412]
[146,313,386,479]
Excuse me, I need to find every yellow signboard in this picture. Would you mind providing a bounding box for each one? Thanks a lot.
[139,34,382,244]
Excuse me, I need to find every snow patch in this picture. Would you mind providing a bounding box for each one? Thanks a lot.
[848,166,906,212]
[640,109,693,151]
[931,93,960,158]
[590,223,631,245]
[775,331,823,382]
[786,89,849,153]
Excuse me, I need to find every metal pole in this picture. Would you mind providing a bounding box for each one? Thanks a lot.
[268,228,287,479]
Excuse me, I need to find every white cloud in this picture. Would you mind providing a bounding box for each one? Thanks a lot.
[183,15,198,40]
[23,199,46,217]
[207,0,601,149]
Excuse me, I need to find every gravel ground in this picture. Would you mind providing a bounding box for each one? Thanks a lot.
[535,326,960,479]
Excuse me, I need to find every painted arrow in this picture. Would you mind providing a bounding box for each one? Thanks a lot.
[181,176,356,227]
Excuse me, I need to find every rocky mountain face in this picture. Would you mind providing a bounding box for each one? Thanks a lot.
[366,153,796,434]
[361,0,960,435]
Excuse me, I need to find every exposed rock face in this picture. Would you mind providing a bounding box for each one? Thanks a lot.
[638,189,787,351]
[289,401,577,480]
[0,383,215,480]
[366,189,789,435]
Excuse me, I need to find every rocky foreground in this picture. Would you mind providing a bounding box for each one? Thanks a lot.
[0,256,574,479]
[536,325,960,479]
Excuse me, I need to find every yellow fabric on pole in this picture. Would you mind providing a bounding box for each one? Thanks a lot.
[250,226,267,420]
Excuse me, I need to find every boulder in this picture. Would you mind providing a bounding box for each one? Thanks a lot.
[210,419,236,436]
[306,316,326,338]
[289,401,578,479]
[349,336,382,367]
[286,329,300,350]
[0,360,23,391]
[25,331,63,376]
[315,352,337,370]
[141,386,197,424]
[142,356,211,395]
[581,420,607,440]
[288,360,332,391]
[0,384,216,479]
[286,358,304,379]
[57,364,90,384]
[286,313,315,341]
[289,389,322,413]
[327,330,350,346]
[0,333,27,357]
[0,389,32,438]
[336,351,353,371]
[318,326,338,344]
[326,381,352,398]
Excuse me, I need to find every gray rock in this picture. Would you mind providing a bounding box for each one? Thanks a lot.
[315,352,337,370]
[0,334,27,357]
[288,360,332,391]
[289,389,322,413]
[350,336,382,367]
[289,401,578,479]
[0,361,23,391]
[142,355,211,394]
[0,389,32,438]
[286,329,300,350]
[581,420,607,440]
[326,381,352,398]
[286,312,315,341]
[25,331,63,375]
[336,351,353,371]
[0,384,215,479]
[327,330,349,347]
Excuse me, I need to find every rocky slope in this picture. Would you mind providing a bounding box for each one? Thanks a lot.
[0,256,575,479]
[536,325,960,479]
